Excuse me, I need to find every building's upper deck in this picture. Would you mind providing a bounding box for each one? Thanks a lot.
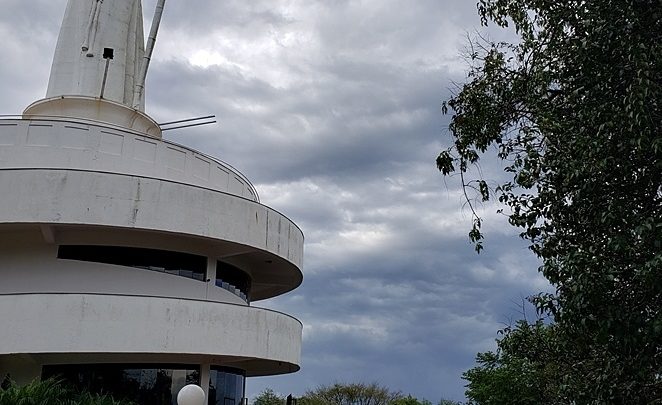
[0,115,258,202]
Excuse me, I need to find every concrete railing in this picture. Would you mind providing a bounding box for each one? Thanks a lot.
[0,116,259,202]
[0,292,302,376]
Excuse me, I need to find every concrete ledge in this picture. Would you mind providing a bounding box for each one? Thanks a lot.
[0,293,302,376]
[0,118,258,201]
[0,169,303,299]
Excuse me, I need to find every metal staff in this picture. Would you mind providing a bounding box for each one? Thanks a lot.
[132,0,166,109]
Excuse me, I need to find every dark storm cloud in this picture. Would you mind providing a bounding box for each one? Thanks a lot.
[254,162,546,402]
[1,1,544,402]
[259,225,543,400]
[148,55,453,183]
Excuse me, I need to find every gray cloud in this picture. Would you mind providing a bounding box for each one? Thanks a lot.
[1,1,546,402]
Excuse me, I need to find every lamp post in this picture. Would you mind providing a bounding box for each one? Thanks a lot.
[177,384,206,405]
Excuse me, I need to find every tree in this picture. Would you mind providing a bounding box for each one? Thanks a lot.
[253,388,285,405]
[438,0,661,402]
[391,395,432,405]
[392,395,462,405]
[299,382,402,405]
[463,320,564,404]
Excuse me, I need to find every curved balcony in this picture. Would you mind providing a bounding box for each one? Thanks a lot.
[0,293,302,376]
[0,168,303,300]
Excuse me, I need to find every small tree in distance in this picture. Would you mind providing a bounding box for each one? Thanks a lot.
[391,395,432,405]
[392,395,462,405]
[298,382,402,405]
[255,385,461,405]
[253,388,286,405]
[438,400,463,405]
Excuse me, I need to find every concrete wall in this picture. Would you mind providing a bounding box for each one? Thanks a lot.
[0,293,302,377]
[0,118,258,201]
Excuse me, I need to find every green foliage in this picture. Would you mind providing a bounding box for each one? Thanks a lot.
[62,391,134,405]
[0,378,70,405]
[440,0,661,402]
[259,386,460,405]
[253,388,286,405]
[391,395,432,405]
[0,378,135,405]
[392,395,461,405]
[437,401,462,405]
[299,382,402,405]
[463,320,563,404]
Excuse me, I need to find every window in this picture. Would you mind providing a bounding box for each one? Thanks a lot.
[216,261,251,302]
[208,367,245,405]
[58,245,207,281]
[42,363,200,405]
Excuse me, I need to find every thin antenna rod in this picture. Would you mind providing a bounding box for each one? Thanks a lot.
[160,115,216,126]
[161,120,217,132]
[99,59,111,99]
[132,0,166,109]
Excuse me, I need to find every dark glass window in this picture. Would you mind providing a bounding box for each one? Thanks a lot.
[216,261,251,302]
[42,364,199,405]
[58,245,207,281]
[208,367,245,405]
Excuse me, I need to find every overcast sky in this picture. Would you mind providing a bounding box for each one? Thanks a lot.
[0,0,548,402]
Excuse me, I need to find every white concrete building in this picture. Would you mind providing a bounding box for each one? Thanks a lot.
[0,1,303,404]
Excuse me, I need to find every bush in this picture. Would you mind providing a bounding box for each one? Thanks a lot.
[0,377,135,405]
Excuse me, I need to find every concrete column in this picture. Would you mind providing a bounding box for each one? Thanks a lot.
[200,363,211,400]
[206,257,217,299]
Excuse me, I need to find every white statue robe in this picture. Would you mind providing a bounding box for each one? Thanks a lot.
[46,0,146,110]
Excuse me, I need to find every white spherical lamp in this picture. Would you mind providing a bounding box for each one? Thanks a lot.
[177,384,206,405]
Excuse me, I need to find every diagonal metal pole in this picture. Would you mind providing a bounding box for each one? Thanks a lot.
[133,0,166,109]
